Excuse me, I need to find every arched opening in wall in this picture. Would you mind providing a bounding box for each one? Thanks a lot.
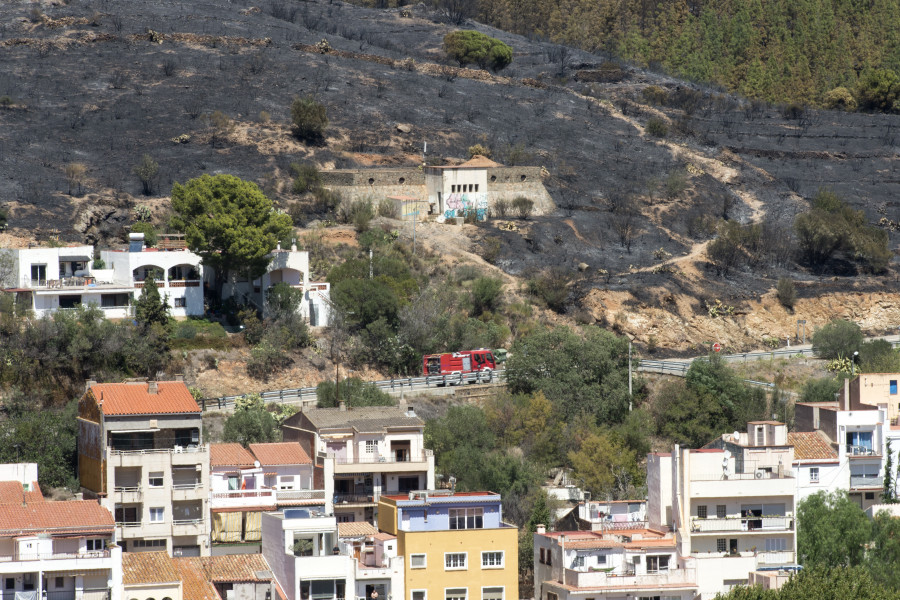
[490,175,497,182]
[368,178,375,185]
[399,177,405,184]
[520,174,527,182]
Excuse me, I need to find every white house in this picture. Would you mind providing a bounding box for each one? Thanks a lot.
[787,431,842,502]
[0,463,123,600]
[533,526,697,600]
[1,235,204,318]
[424,156,494,221]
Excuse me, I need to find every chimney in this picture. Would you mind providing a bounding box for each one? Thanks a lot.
[536,524,546,534]
[406,407,416,418]
[174,374,184,382]
[339,400,346,411]
[85,379,96,393]
[291,239,298,252]
[843,377,850,411]
[148,381,158,395]
[277,242,281,251]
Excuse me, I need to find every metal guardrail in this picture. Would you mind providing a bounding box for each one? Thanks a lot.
[638,359,777,389]
[201,370,507,412]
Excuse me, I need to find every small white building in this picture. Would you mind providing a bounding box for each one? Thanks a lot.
[424,156,494,220]
[787,431,842,502]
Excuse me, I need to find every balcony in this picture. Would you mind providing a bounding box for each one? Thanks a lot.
[847,445,881,458]
[690,517,794,533]
[0,550,110,563]
[172,518,205,534]
[210,489,276,509]
[333,491,376,506]
[109,445,207,457]
[333,450,431,475]
[112,486,142,503]
[275,489,326,503]
[41,589,110,600]
[562,567,697,590]
[757,551,795,565]
[850,476,882,490]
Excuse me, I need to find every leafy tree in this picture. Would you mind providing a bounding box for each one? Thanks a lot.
[714,565,900,600]
[868,512,900,588]
[860,339,900,373]
[133,275,169,327]
[797,490,871,568]
[857,69,900,112]
[170,174,292,297]
[265,282,304,324]
[290,95,328,142]
[0,399,78,490]
[133,154,159,196]
[443,30,513,72]
[130,221,158,247]
[332,278,401,329]
[222,395,279,446]
[506,326,632,424]
[883,440,895,503]
[470,276,503,316]
[0,207,8,230]
[568,427,644,499]
[800,377,843,404]
[291,162,321,194]
[776,277,796,309]
[315,377,393,408]
[812,319,863,360]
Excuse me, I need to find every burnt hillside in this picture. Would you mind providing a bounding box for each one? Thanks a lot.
[2,0,900,308]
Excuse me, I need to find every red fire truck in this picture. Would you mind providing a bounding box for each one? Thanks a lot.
[423,349,497,379]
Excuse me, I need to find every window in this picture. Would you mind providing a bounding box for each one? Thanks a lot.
[891,380,898,395]
[547,594,558,600]
[412,592,426,600]
[539,548,545,564]
[54,578,64,589]
[365,440,377,455]
[149,507,164,522]
[717,539,727,552]
[571,556,584,568]
[810,467,820,483]
[149,472,164,487]
[445,589,467,600]
[866,492,876,500]
[646,555,669,573]
[474,184,480,192]
[765,538,787,552]
[697,505,708,519]
[228,476,239,491]
[482,551,504,568]
[717,505,726,518]
[410,554,426,569]
[481,588,502,600]
[596,554,606,564]
[30,264,46,283]
[132,539,166,549]
[445,552,467,570]
[174,297,186,308]
[101,293,131,308]
[86,539,105,551]
[449,507,484,529]
[756,426,765,445]
[23,574,34,591]
[5,578,13,590]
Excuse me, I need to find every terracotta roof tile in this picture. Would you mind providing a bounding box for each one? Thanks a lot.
[200,554,274,581]
[788,432,838,461]
[90,381,200,416]
[338,522,378,538]
[0,481,43,504]
[0,500,114,537]
[171,557,219,600]
[211,443,257,467]
[564,539,624,549]
[249,442,312,466]
[373,532,396,541]
[123,552,180,585]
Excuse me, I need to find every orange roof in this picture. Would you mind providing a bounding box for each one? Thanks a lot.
[564,539,624,549]
[211,443,257,467]
[0,499,114,537]
[198,554,274,582]
[373,531,396,541]
[172,557,218,600]
[90,381,200,415]
[788,432,838,461]
[624,538,677,549]
[0,481,44,504]
[338,522,378,537]
[123,552,180,585]
[250,442,312,466]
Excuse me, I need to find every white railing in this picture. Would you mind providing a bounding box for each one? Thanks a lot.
[335,451,427,465]
[173,518,203,526]
[847,445,880,457]
[0,550,110,562]
[275,489,326,501]
[691,517,793,532]
[211,489,274,500]
[110,445,207,456]
[113,486,141,493]
[563,567,696,589]
[173,482,202,490]
[692,470,794,481]
[757,551,795,565]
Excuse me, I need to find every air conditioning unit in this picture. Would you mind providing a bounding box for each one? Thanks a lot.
[755,470,766,479]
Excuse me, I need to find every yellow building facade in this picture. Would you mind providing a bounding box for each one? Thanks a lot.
[379,491,519,600]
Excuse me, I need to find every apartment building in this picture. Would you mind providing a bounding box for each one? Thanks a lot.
[648,422,798,598]
[337,522,403,600]
[533,527,697,600]
[787,431,841,501]
[209,443,324,552]
[77,380,210,556]
[377,490,518,600]
[1,235,204,318]
[283,406,435,524]
[0,463,123,600]
[557,500,648,532]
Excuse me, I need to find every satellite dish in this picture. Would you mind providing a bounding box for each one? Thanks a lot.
[733,431,740,440]
[722,458,729,468]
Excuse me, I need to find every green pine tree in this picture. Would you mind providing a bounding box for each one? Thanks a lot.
[133,275,169,327]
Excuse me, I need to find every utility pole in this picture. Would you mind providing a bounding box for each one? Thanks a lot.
[628,339,633,412]
[369,248,373,279]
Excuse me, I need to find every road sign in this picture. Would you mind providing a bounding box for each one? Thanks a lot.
[712,342,722,352]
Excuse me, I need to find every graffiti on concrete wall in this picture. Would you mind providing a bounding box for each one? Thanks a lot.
[444,193,488,221]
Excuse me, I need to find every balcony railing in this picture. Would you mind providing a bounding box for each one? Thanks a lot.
[173,518,203,526]
[0,550,110,562]
[211,489,274,500]
[757,551,795,565]
[850,476,882,489]
[692,470,794,481]
[333,491,376,504]
[173,482,202,490]
[847,445,880,457]
[691,517,794,533]
[113,486,141,493]
[115,521,141,528]
[563,567,697,589]
[334,451,427,465]
[109,445,207,456]
[276,489,326,502]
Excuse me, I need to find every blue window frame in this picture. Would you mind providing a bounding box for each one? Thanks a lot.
[890,380,897,395]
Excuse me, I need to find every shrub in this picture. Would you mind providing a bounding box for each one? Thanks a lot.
[258,110,271,123]
[133,154,159,196]
[92,258,105,269]
[642,85,668,105]
[470,276,503,316]
[316,377,393,408]
[824,87,858,112]
[527,269,570,313]
[482,236,501,263]
[313,187,342,214]
[290,95,328,141]
[130,222,158,247]
[468,143,492,158]
[776,277,797,309]
[291,162,321,194]
[338,200,375,232]
[492,198,510,218]
[512,196,534,220]
[63,163,87,196]
[246,341,291,379]
[443,30,513,72]
[646,117,668,137]
[812,319,863,360]
[377,198,399,218]
[0,96,13,107]
[857,68,900,112]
